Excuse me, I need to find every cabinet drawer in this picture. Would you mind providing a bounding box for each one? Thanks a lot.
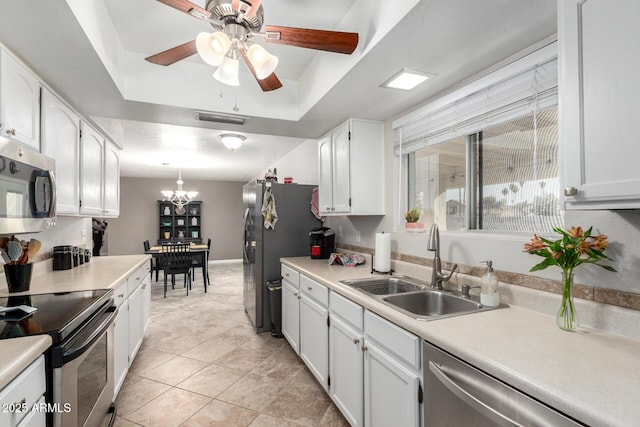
[365,310,421,372]
[18,396,46,427]
[113,281,128,308]
[281,264,299,287]
[0,356,45,427]
[127,266,144,296]
[141,261,151,278]
[330,291,363,332]
[300,275,328,307]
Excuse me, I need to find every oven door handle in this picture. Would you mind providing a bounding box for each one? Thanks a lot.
[62,306,116,364]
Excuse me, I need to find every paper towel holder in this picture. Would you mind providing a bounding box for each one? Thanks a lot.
[371,231,394,275]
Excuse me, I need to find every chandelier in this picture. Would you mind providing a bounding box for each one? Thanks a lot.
[161,170,198,210]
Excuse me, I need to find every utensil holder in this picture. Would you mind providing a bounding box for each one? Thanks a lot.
[4,263,33,293]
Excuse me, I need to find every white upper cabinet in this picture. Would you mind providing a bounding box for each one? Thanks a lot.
[80,122,105,216]
[103,140,120,217]
[41,89,81,215]
[318,119,385,215]
[560,0,640,209]
[0,49,40,151]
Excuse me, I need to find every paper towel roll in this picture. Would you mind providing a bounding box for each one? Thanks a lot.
[374,232,391,272]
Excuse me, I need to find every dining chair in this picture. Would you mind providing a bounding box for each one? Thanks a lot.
[143,240,162,282]
[158,243,192,297]
[191,238,211,290]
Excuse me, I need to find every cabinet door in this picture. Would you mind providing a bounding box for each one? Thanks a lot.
[364,341,420,427]
[282,279,300,355]
[113,305,129,398]
[299,292,329,391]
[103,140,120,217]
[332,122,351,213]
[141,274,151,333]
[41,89,80,215]
[318,135,334,214]
[0,49,40,151]
[329,315,364,427]
[80,122,105,215]
[128,284,143,364]
[560,0,640,208]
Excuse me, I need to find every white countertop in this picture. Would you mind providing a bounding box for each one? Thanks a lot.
[0,255,149,391]
[0,335,51,391]
[282,256,640,427]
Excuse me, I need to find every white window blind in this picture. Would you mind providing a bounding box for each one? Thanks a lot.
[392,42,558,155]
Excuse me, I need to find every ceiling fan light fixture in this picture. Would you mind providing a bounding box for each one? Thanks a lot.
[213,56,240,86]
[220,133,246,150]
[246,44,279,79]
[196,31,231,66]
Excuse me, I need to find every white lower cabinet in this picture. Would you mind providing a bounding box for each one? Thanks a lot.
[329,311,364,426]
[113,263,151,399]
[0,356,46,427]
[299,281,329,390]
[282,265,301,355]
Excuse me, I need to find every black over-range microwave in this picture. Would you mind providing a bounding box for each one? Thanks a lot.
[0,137,56,234]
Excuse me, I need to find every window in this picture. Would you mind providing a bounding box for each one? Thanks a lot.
[395,42,559,233]
[407,106,561,232]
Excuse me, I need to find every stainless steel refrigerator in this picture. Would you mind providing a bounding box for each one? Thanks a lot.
[243,181,320,333]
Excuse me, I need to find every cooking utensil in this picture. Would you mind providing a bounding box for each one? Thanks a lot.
[27,239,42,263]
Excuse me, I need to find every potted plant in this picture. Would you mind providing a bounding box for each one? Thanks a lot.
[405,193,425,231]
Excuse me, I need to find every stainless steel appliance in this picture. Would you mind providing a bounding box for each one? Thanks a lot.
[243,181,320,333]
[0,290,116,427]
[0,137,56,234]
[423,341,583,426]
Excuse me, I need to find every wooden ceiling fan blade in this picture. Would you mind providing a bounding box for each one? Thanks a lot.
[240,49,283,91]
[263,26,358,54]
[145,40,198,66]
[156,0,211,19]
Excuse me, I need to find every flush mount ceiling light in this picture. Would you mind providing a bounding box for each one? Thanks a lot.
[381,68,436,91]
[145,0,359,92]
[161,169,198,210]
[220,133,246,150]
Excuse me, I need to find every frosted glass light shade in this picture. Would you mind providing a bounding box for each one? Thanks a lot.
[161,191,173,198]
[220,133,246,150]
[213,57,240,86]
[246,44,278,79]
[187,191,199,198]
[196,31,231,66]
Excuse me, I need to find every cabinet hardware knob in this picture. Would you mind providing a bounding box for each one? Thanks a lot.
[6,128,16,136]
[118,293,124,298]
[298,296,301,300]
[11,398,26,412]
[293,292,298,297]
[362,345,368,352]
[353,338,360,345]
[307,286,312,291]
[564,187,578,197]
[285,273,289,277]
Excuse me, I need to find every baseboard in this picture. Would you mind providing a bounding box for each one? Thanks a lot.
[209,259,242,265]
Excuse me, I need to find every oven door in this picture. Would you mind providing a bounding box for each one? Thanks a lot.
[52,305,116,427]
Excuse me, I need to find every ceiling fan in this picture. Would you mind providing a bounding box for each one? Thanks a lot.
[145,0,359,91]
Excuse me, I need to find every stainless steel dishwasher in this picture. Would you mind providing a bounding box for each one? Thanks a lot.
[423,342,584,426]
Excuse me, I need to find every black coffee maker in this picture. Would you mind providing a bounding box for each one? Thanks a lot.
[309,227,336,259]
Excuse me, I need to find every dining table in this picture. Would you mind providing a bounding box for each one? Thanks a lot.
[145,243,209,287]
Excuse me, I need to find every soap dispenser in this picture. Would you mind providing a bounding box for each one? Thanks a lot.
[480,260,500,307]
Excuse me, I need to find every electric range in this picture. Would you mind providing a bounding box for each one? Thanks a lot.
[0,289,116,427]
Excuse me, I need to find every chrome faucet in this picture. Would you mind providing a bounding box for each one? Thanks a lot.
[427,223,458,289]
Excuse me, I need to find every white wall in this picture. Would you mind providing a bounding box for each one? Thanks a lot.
[267,139,319,185]
[10,217,92,262]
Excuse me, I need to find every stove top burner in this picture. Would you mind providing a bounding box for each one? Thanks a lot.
[0,289,112,343]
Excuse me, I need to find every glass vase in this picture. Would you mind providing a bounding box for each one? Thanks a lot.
[556,270,579,332]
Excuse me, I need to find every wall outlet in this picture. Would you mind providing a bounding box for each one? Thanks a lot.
[355,230,361,242]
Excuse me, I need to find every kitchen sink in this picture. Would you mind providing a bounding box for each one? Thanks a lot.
[339,276,428,295]
[383,291,483,318]
[340,276,504,320]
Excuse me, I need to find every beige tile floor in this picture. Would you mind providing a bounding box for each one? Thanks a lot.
[114,262,349,427]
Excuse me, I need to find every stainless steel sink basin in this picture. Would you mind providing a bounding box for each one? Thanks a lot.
[339,276,504,321]
[339,276,428,295]
[383,290,482,318]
